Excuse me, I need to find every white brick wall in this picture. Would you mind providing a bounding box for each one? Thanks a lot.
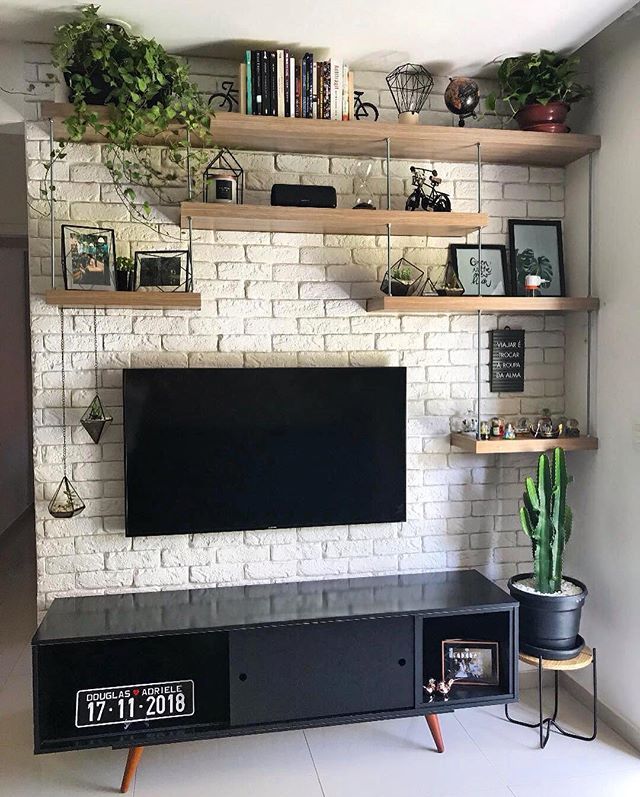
[25,53,567,612]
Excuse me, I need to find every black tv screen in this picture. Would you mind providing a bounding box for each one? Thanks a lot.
[123,367,406,536]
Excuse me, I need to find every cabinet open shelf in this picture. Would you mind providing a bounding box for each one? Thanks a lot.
[42,103,600,166]
[450,433,599,454]
[181,202,487,236]
[367,296,600,314]
[45,289,202,310]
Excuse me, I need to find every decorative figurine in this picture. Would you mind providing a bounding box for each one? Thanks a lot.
[423,678,437,701]
[531,410,557,439]
[504,422,516,440]
[353,91,379,121]
[437,679,455,700]
[516,417,531,435]
[565,418,581,437]
[461,415,478,435]
[405,166,452,212]
[444,77,480,127]
[386,63,434,124]
[491,417,505,438]
[352,158,376,209]
[479,420,491,440]
[524,274,550,297]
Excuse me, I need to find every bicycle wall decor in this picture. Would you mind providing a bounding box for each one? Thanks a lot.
[405,166,452,212]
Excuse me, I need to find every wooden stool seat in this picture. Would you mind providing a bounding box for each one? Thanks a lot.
[518,646,593,671]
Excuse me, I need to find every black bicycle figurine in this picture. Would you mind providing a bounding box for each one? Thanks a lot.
[353,91,379,121]
[209,81,239,112]
[405,166,451,212]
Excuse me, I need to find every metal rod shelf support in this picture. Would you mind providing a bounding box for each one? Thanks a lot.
[476,142,483,438]
[49,118,55,289]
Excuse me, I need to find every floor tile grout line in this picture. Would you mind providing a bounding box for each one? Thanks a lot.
[303,730,327,797]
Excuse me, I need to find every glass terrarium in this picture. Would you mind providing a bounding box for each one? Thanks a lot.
[48,476,86,519]
[380,258,424,296]
[81,394,113,444]
[431,263,465,296]
[352,159,376,209]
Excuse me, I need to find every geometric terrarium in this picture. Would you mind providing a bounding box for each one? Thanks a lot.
[48,475,86,519]
[431,263,465,296]
[81,394,113,444]
[380,258,424,296]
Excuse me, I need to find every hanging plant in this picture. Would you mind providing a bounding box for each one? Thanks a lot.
[42,5,212,225]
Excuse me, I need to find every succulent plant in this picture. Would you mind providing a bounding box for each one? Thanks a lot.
[520,447,573,594]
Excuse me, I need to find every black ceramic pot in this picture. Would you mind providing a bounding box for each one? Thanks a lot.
[508,573,587,660]
[116,271,134,291]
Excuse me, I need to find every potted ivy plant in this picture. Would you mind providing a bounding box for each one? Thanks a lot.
[44,5,212,225]
[115,256,135,291]
[508,448,587,660]
[487,49,590,132]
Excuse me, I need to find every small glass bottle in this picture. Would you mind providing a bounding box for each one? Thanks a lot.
[491,417,505,438]
[479,420,490,440]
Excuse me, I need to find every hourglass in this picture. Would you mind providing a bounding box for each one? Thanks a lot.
[353,159,376,210]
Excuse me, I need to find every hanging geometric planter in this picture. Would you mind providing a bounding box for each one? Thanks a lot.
[48,475,86,519]
[48,307,86,519]
[81,394,113,444]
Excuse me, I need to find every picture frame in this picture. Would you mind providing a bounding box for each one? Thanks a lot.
[61,225,116,291]
[441,640,500,686]
[449,244,509,296]
[508,220,565,297]
[134,251,193,292]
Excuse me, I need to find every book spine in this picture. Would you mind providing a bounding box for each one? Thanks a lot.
[322,61,331,120]
[347,70,355,121]
[284,50,290,117]
[317,62,323,120]
[307,53,314,118]
[239,62,247,115]
[342,65,349,120]
[253,50,261,115]
[269,51,277,116]
[302,54,308,118]
[295,60,301,118]
[245,50,252,115]
[312,60,318,119]
[331,59,342,121]
[277,50,285,118]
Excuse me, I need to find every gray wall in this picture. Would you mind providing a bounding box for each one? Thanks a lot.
[0,134,28,236]
[565,7,640,743]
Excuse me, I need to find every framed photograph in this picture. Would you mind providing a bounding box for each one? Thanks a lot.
[508,220,565,297]
[442,640,500,686]
[449,244,509,296]
[134,251,192,292]
[61,225,116,291]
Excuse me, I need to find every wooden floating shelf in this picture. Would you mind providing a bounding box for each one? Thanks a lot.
[41,103,600,167]
[181,203,487,236]
[450,433,599,454]
[45,290,201,309]
[367,296,600,314]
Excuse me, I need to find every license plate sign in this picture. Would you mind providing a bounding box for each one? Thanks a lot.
[75,680,194,728]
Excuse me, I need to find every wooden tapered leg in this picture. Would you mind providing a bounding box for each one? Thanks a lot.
[120,746,144,793]
[425,713,445,753]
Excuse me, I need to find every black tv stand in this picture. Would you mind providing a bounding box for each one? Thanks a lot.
[32,570,518,791]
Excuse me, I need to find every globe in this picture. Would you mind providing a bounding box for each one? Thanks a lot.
[444,77,480,127]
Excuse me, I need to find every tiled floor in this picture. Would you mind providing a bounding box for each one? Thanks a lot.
[1,513,639,796]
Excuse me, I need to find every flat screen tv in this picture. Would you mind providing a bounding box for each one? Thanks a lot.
[123,367,406,536]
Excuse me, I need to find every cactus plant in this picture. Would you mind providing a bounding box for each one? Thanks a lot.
[520,447,573,594]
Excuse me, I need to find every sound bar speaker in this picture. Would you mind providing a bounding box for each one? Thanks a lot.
[271,184,337,208]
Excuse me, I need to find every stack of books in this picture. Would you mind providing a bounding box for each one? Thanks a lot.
[239,50,354,120]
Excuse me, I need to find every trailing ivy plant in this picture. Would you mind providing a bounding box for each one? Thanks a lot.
[486,49,590,121]
[43,5,212,227]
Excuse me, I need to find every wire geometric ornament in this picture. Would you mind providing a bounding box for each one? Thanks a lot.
[48,307,85,519]
[203,147,244,204]
[386,63,434,121]
[80,306,112,444]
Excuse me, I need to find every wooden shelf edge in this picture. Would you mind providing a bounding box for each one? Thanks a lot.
[450,432,598,454]
[45,289,201,310]
[41,103,600,166]
[367,296,600,314]
[181,202,488,236]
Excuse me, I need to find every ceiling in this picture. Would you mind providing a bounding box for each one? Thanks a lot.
[0,0,637,73]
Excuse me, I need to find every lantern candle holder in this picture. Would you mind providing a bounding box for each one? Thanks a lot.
[203,148,244,204]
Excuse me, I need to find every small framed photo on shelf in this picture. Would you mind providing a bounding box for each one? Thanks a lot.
[442,640,500,686]
[134,250,193,292]
[508,219,565,297]
[61,225,116,291]
[449,244,509,297]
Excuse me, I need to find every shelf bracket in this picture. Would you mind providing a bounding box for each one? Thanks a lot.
[386,222,392,296]
[475,142,483,438]
[385,137,391,211]
[586,152,594,435]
